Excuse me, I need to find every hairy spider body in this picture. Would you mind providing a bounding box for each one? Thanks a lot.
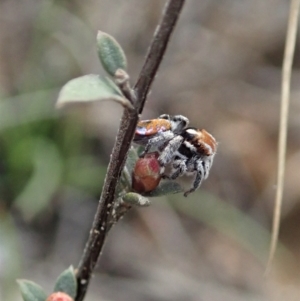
[159,128,217,197]
[134,114,189,157]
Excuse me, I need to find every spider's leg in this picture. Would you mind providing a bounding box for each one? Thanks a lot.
[184,159,205,197]
[169,159,187,179]
[158,135,184,166]
[139,131,175,157]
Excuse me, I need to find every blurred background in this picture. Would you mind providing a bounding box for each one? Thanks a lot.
[1,0,300,300]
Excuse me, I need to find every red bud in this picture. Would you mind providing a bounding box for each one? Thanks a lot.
[46,292,74,301]
[132,152,161,193]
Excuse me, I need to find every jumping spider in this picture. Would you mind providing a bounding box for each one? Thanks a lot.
[134,115,217,196]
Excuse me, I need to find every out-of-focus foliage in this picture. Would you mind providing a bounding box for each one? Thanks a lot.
[17,266,77,301]
[17,279,47,301]
[53,266,77,299]
[1,1,300,301]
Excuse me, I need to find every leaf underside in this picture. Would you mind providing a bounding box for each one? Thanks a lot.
[56,74,130,108]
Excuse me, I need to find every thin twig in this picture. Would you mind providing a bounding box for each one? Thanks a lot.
[265,0,300,275]
[75,1,185,300]
[134,0,185,113]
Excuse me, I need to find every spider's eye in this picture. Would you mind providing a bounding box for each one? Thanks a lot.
[173,116,181,122]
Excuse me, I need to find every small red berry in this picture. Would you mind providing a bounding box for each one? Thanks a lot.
[46,292,74,301]
[132,152,161,193]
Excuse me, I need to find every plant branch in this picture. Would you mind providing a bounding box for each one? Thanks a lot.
[134,0,185,113]
[265,0,300,275]
[75,1,185,300]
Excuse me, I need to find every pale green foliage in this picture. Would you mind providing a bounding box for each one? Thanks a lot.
[17,280,47,301]
[53,266,77,299]
[56,74,132,109]
[97,31,127,76]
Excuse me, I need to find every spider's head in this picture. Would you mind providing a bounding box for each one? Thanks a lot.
[159,114,189,134]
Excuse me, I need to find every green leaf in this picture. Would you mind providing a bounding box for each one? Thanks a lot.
[122,192,151,207]
[53,266,77,299]
[97,31,127,76]
[125,147,139,175]
[144,181,183,197]
[56,74,133,109]
[118,147,140,192]
[17,279,47,301]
